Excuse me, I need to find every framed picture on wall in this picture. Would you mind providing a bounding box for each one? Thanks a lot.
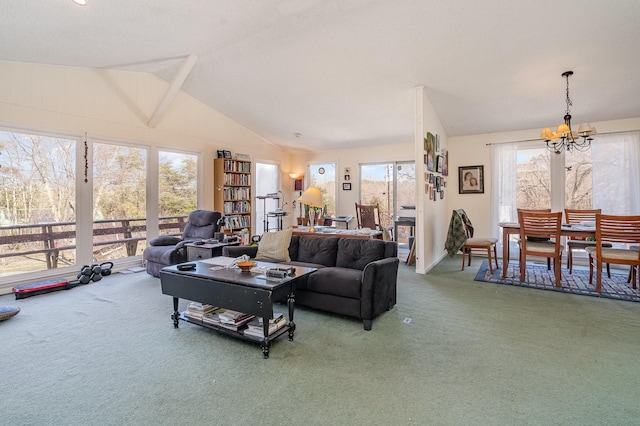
[441,149,448,176]
[436,155,443,173]
[458,165,484,194]
[343,182,352,191]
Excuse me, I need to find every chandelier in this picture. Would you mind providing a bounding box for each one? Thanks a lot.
[541,71,597,154]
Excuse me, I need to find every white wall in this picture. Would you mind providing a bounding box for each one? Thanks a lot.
[0,61,289,210]
[414,87,449,273]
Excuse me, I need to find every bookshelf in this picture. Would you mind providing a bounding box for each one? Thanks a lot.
[214,158,252,239]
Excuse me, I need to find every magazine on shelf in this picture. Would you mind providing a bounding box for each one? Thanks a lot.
[243,316,287,337]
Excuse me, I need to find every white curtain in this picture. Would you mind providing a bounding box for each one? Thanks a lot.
[490,141,518,241]
[491,131,640,259]
[591,131,640,214]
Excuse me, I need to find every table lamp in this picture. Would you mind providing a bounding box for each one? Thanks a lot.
[298,187,323,232]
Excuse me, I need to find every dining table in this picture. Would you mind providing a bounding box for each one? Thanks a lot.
[498,221,596,278]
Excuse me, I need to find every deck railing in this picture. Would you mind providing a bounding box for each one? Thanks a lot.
[0,215,188,269]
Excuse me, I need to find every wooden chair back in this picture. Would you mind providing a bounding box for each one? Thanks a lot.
[564,208,600,225]
[355,203,382,229]
[565,209,600,240]
[518,210,562,244]
[595,214,640,249]
[590,214,640,292]
[517,210,564,285]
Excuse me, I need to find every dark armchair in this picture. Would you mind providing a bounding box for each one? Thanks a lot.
[143,210,221,277]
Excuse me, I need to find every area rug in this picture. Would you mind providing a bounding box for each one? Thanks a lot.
[474,261,640,303]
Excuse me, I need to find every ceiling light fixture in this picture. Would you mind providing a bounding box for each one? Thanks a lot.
[541,71,596,154]
[73,0,87,5]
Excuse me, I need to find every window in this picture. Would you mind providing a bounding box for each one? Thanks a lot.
[158,151,197,216]
[0,125,203,289]
[360,161,415,244]
[308,163,336,217]
[93,142,147,262]
[515,147,551,210]
[564,149,592,209]
[0,130,78,276]
[255,162,279,234]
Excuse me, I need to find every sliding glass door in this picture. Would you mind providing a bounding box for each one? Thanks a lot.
[359,161,415,244]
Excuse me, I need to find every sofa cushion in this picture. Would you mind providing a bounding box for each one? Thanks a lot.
[306,267,362,299]
[297,237,339,266]
[288,236,300,261]
[336,238,386,270]
[149,235,182,246]
[182,210,220,240]
[256,228,292,261]
[143,245,175,265]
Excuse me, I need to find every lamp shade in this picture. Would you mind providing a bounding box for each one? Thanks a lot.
[577,123,596,136]
[556,123,570,136]
[540,128,555,140]
[298,187,323,208]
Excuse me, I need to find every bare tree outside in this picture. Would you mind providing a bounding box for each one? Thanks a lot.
[515,147,592,210]
[0,131,77,274]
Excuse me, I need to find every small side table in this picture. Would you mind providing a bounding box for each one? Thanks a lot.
[186,242,240,262]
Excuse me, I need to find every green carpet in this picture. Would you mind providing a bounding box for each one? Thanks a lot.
[2,257,640,425]
[475,260,640,302]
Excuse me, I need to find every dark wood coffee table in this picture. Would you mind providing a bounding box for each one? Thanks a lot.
[160,259,316,358]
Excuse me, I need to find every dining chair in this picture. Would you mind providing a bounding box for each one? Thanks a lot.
[586,214,640,293]
[564,209,612,274]
[517,208,553,270]
[457,210,499,274]
[355,202,393,240]
[518,210,564,286]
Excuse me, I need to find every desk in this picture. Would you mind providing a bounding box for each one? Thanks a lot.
[395,217,415,242]
[266,211,288,231]
[292,226,383,240]
[499,222,595,278]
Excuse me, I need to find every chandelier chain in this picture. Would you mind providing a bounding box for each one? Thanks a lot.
[565,74,572,116]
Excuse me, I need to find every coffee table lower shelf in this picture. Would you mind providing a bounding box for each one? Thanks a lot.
[175,311,294,358]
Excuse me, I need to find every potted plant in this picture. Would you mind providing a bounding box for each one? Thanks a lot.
[298,204,310,226]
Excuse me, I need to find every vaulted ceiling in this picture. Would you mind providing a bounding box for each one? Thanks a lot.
[2,0,640,151]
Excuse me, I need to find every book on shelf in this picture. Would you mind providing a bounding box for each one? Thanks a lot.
[218,314,255,331]
[183,311,204,323]
[243,316,287,338]
[201,307,228,326]
[188,302,219,315]
[258,312,284,325]
[218,309,251,323]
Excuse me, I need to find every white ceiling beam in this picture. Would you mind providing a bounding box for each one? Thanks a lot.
[148,54,198,128]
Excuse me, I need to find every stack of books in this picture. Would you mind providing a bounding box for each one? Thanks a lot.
[243,313,287,338]
[202,307,228,327]
[184,302,219,324]
[218,309,255,331]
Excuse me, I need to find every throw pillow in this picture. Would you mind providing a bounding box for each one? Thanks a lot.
[256,228,293,261]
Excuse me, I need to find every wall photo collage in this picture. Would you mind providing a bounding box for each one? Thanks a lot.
[424,131,447,201]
